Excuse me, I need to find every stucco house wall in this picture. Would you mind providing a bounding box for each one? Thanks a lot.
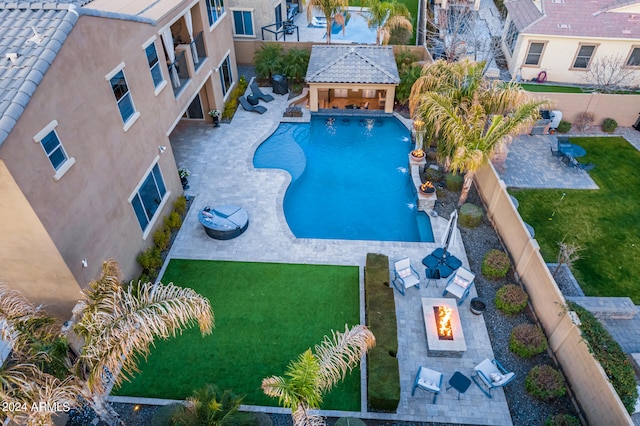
[0,0,237,316]
[226,0,286,40]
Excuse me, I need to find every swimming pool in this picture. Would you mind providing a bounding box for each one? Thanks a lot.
[253,115,434,242]
[327,10,376,44]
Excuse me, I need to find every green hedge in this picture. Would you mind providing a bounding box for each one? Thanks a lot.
[569,302,638,413]
[365,253,400,412]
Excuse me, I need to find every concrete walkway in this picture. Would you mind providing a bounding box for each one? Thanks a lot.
[162,87,512,425]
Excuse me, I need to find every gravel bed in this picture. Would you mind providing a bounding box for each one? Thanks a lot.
[434,185,578,425]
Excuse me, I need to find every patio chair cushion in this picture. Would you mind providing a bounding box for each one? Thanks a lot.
[398,268,412,278]
[453,275,471,289]
[492,372,515,386]
[418,378,439,391]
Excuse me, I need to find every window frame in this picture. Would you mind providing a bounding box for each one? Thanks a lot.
[218,53,233,98]
[625,45,640,67]
[571,43,598,70]
[105,63,140,131]
[231,9,255,37]
[129,160,170,238]
[522,41,546,67]
[142,36,167,95]
[33,120,76,181]
[206,0,225,29]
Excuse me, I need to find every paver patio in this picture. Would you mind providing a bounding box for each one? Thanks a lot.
[153,87,513,425]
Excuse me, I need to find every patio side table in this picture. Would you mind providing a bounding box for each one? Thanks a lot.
[446,371,472,399]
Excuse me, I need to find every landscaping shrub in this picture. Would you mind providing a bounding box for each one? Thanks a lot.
[282,48,310,83]
[365,253,400,412]
[151,402,182,426]
[424,166,443,183]
[525,365,566,400]
[556,120,572,133]
[575,112,594,131]
[495,284,528,315]
[174,195,187,215]
[510,324,548,358]
[459,203,483,228]
[601,118,618,133]
[153,227,171,251]
[165,211,182,231]
[445,173,463,191]
[481,249,510,279]
[136,246,162,275]
[221,76,249,121]
[254,44,284,80]
[544,414,580,426]
[569,301,638,413]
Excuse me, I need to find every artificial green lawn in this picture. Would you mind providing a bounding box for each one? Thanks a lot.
[114,259,361,410]
[519,83,586,93]
[511,137,640,302]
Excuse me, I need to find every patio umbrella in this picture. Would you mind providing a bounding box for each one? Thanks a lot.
[442,210,458,254]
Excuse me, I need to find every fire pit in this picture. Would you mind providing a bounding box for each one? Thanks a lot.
[422,298,466,357]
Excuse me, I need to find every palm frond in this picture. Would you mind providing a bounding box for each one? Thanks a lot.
[292,405,325,426]
[314,324,375,391]
[15,375,81,426]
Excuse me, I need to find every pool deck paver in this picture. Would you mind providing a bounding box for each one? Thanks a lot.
[159,88,512,425]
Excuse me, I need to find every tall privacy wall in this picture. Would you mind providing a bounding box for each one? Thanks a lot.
[474,163,633,426]
[528,92,640,127]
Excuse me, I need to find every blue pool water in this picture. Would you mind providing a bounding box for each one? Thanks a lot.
[327,11,376,44]
[253,116,434,242]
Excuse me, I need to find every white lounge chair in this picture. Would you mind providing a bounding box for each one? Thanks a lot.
[442,266,475,305]
[391,257,420,296]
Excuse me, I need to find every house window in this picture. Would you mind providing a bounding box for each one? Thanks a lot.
[573,45,596,69]
[145,42,164,88]
[626,47,640,66]
[206,0,225,26]
[33,120,76,180]
[131,163,167,232]
[40,131,68,171]
[219,54,233,96]
[109,70,136,123]
[524,42,545,66]
[232,10,254,36]
[504,21,519,55]
[275,5,283,29]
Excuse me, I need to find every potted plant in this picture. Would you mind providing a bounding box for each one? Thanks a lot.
[178,167,190,189]
[410,119,426,161]
[208,109,221,127]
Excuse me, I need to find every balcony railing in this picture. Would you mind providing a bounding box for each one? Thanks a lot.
[193,31,206,71]
[169,50,191,97]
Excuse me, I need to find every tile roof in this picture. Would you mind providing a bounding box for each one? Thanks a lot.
[0,1,155,148]
[305,45,400,84]
[505,0,640,38]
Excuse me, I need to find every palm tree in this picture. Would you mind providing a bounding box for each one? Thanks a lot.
[73,259,214,425]
[282,48,311,83]
[303,0,349,44]
[409,60,548,205]
[171,384,254,426]
[0,285,81,426]
[261,324,375,426]
[364,0,413,45]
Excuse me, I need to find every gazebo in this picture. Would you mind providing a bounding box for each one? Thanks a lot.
[305,45,400,113]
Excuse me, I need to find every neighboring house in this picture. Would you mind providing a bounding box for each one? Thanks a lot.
[501,0,640,86]
[0,0,238,318]
[225,0,289,40]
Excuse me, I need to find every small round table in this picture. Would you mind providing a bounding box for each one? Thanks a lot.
[247,94,259,106]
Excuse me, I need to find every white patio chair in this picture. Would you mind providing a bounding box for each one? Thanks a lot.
[391,257,420,296]
[471,358,516,398]
[411,366,443,404]
[442,266,475,305]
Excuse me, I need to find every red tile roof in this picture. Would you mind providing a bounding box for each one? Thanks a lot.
[505,0,640,39]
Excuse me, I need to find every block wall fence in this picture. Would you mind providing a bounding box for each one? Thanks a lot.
[474,163,633,425]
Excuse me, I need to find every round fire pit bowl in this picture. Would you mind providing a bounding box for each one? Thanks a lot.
[470,297,486,315]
